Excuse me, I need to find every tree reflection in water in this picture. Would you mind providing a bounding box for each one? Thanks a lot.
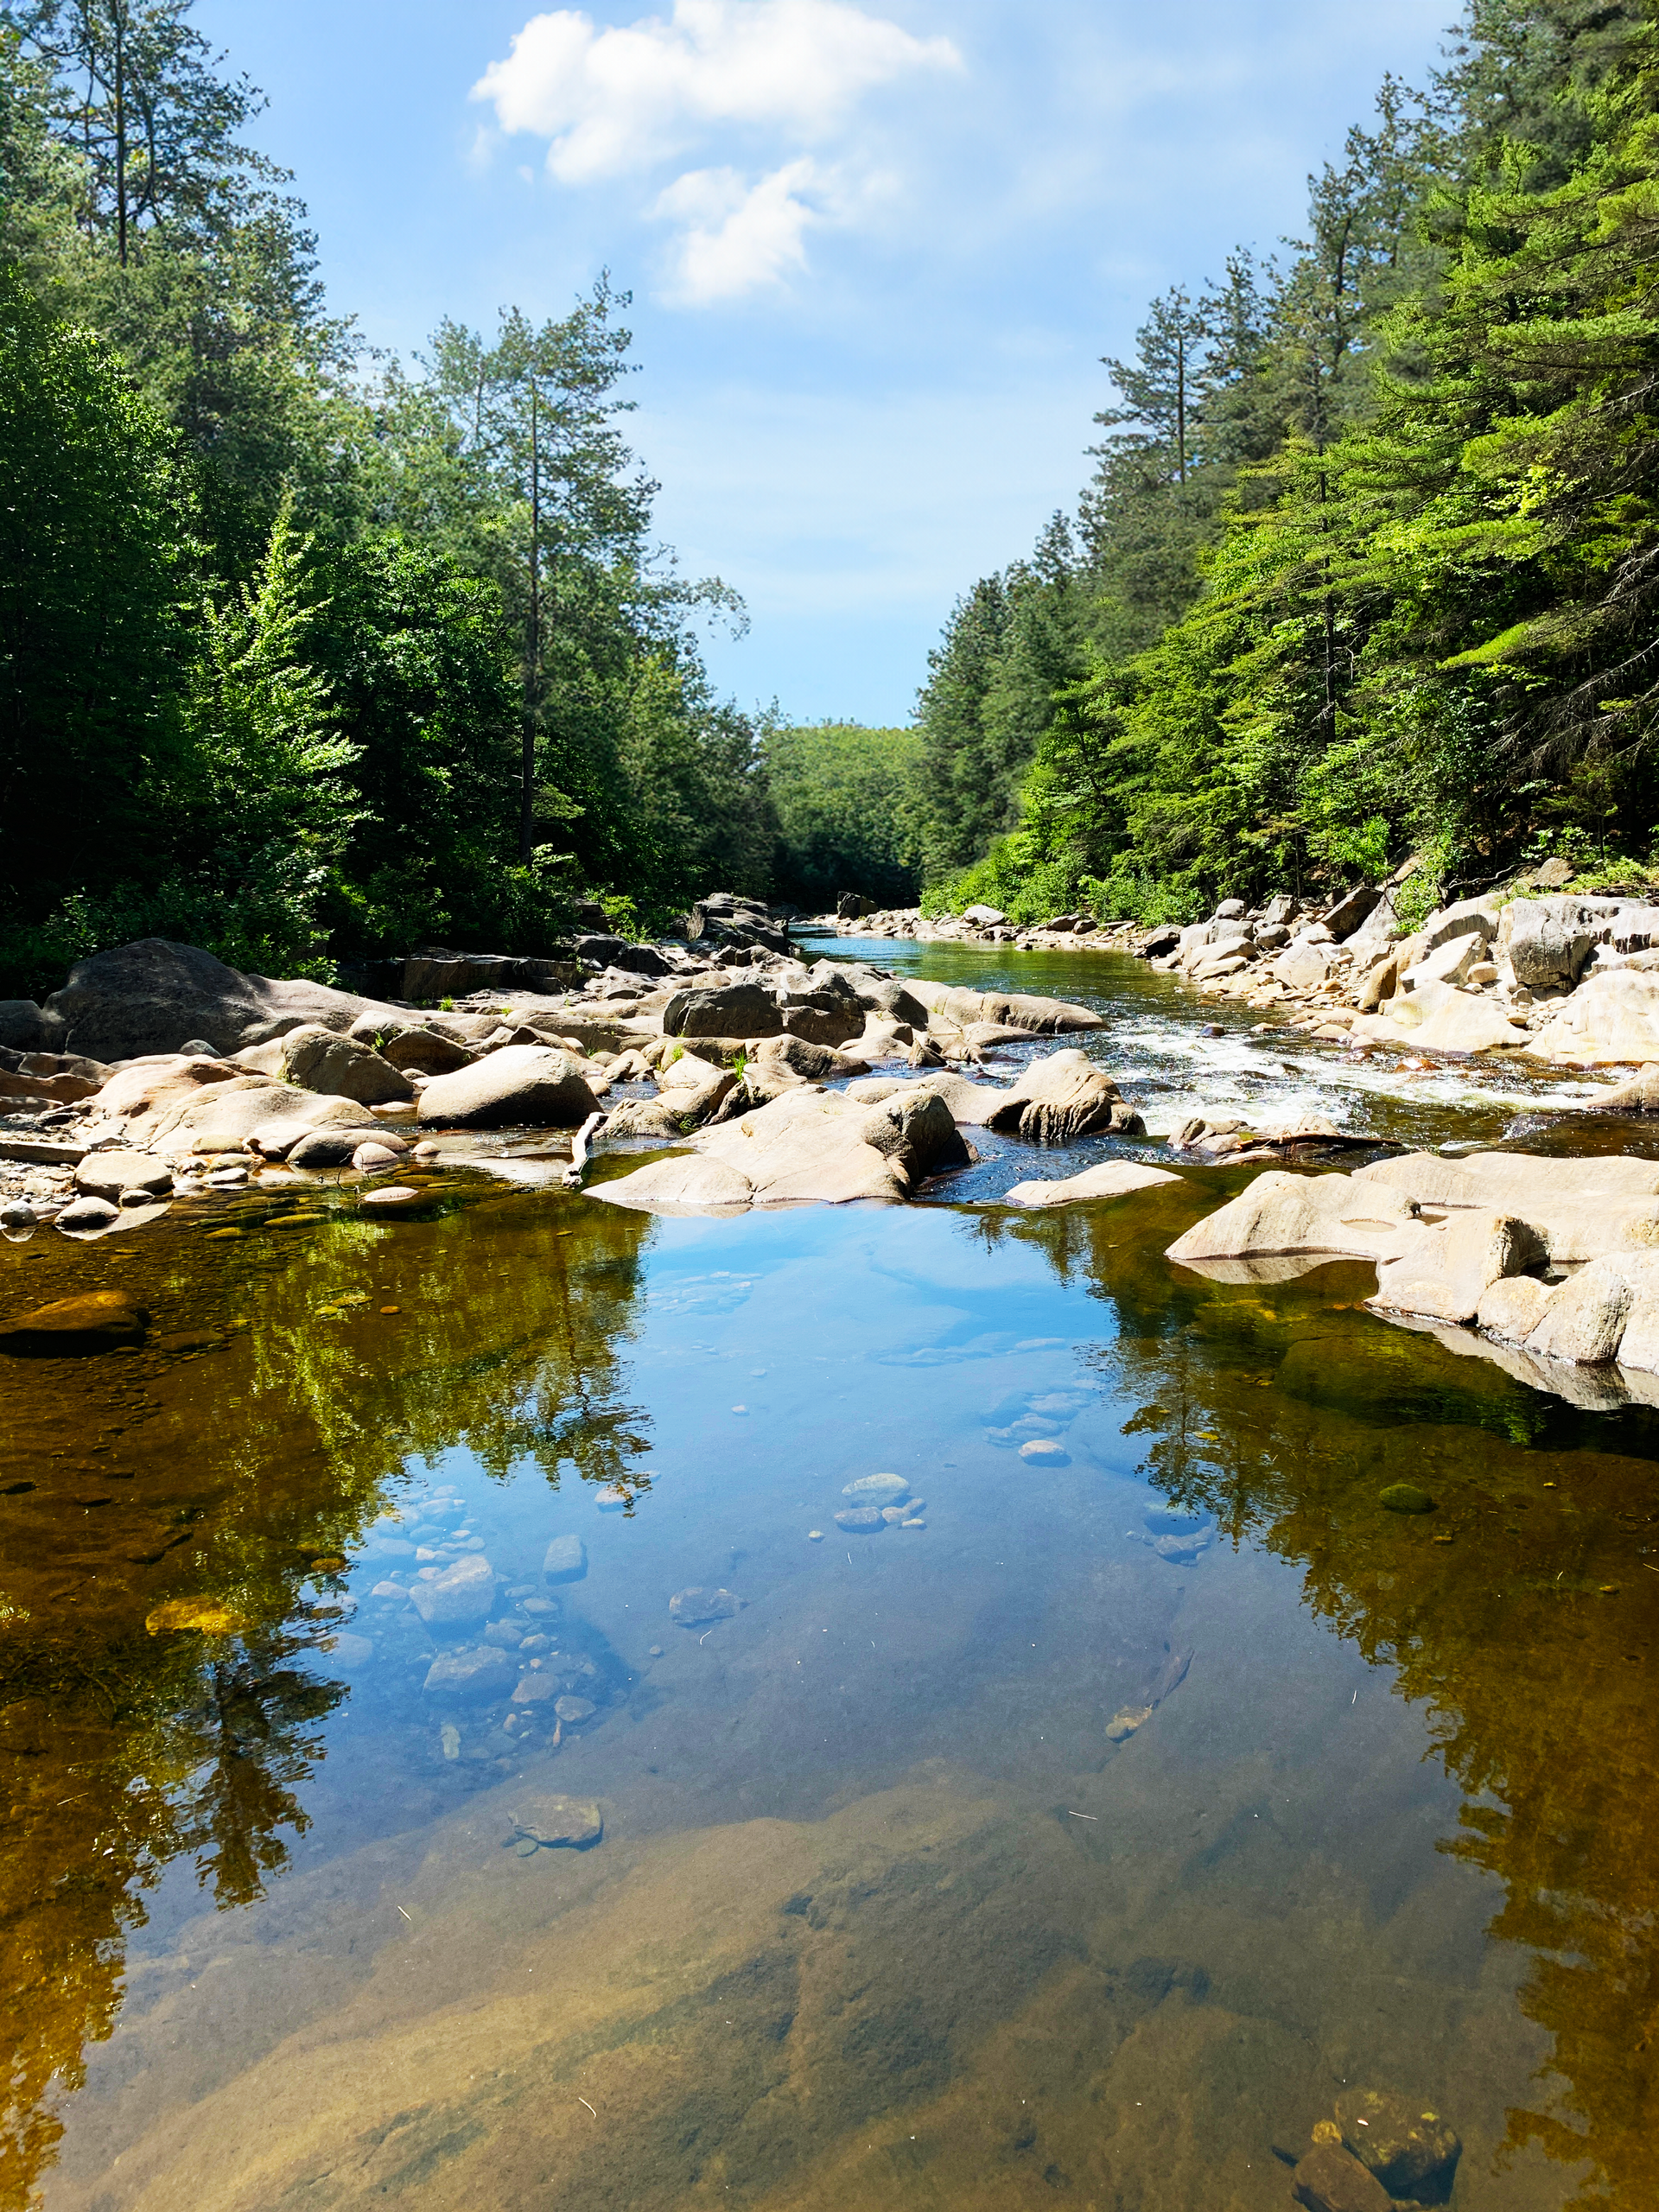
[976,1187,1659,2209]
[0,1180,652,2207]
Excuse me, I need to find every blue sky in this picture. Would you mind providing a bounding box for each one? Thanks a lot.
[200,0,1454,724]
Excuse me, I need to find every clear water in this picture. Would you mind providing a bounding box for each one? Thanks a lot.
[3,944,1653,2210]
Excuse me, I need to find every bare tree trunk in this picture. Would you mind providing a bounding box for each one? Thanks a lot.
[520,382,540,865]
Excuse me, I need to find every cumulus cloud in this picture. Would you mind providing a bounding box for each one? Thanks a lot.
[473,0,961,299]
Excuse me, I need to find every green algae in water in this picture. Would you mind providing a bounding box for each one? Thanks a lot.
[1380,1482,1437,1513]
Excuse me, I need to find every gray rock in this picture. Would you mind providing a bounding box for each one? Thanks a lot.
[669,1586,741,1625]
[0,1201,37,1231]
[423,1646,518,1701]
[509,1793,602,1848]
[280,1024,413,1105]
[73,1150,173,1205]
[482,1620,524,1649]
[554,1694,596,1724]
[543,1535,587,1583]
[0,1001,54,1052]
[1418,895,1501,954]
[1498,895,1606,988]
[510,1669,563,1703]
[1524,1256,1633,1363]
[1321,885,1382,940]
[55,1195,118,1231]
[418,1045,600,1129]
[376,1026,474,1074]
[842,1473,910,1503]
[662,982,785,1040]
[42,938,405,1061]
[407,1554,494,1626]
[835,1506,887,1533]
[287,1126,396,1169]
[985,1049,1141,1143]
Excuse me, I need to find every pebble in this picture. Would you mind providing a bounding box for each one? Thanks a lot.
[595,1486,628,1510]
[1019,1440,1071,1465]
[554,1695,596,1725]
[440,1723,461,1760]
[647,1644,663,1656]
[543,1534,587,1582]
[807,1529,824,1541]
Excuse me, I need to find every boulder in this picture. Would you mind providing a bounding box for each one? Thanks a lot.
[905,979,1104,1033]
[1001,1162,1182,1208]
[43,938,404,1061]
[408,1554,494,1627]
[417,1046,600,1129]
[1476,1275,1554,1341]
[1595,1063,1659,1111]
[836,969,929,1026]
[589,1084,964,1214]
[1290,2141,1392,2212]
[1523,1256,1634,1363]
[779,995,866,1047]
[89,1053,241,1127]
[1398,988,1529,1055]
[1527,969,1659,1065]
[836,892,876,919]
[543,1535,587,1583]
[962,904,1007,927]
[287,1127,397,1169]
[984,1049,1142,1142]
[373,1026,475,1075]
[844,1072,1009,1125]
[1497,895,1608,988]
[654,1051,740,1124]
[859,1089,970,1183]
[1334,2088,1460,2202]
[1271,940,1342,991]
[0,1289,147,1351]
[0,1001,57,1052]
[750,1033,869,1081]
[1417,894,1501,954]
[73,1151,173,1205]
[280,1024,413,1104]
[1166,1172,1417,1267]
[575,935,672,976]
[55,1195,119,1232]
[1321,885,1382,941]
[127,1077,370,1161]
[662,982,785,1040]
[1367,1208,1543,1323]
[423,1647,518,1703]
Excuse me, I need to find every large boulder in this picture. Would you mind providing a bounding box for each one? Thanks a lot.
[590,1085,965,1214]
[0,1001,57,1052]
[905,980,1103,1033]
[844,1072,1010,1125]
[417,1046,600,1129]
[1167,1172,1418,1267]
[361,1022,476,1075]
[984,1049,1142,1142]
[280,1024,413,1104]
[146,1078,368,1160]
[653,1051,739,1125]
[835,969,930,1026]
[661,982,785,1040]
[42,939,408,1062]
[1527,969,1659,1065]
[1320,885,1382,940]
[1368,1207,1544,1323]
[750,1033,869,1081]
[1497,895,1614,988]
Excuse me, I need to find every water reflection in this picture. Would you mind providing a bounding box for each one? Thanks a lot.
[0,1053,1655,2205]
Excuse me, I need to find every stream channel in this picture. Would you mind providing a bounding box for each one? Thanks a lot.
[3,937,1656,2210]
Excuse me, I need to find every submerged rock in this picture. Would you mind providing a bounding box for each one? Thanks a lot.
[543,1535,587,1583]
[835,1506,887,1533]
[508,1793,602,1848]
[423,1647,517,1702]
[1379,1484,1434,1514]
[1334,2088,1460,2200]
[1290,2140,1393,2212]
[670,1586,741,1625]
[842,1472,909,1503]
[407,1554,493,1627]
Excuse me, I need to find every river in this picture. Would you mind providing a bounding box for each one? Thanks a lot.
[2,938,1653,2210]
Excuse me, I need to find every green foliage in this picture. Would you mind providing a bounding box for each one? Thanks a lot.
[765,719,923,908]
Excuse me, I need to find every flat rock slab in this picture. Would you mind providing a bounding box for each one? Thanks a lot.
[844,1073,1008,1125]
[0,1138,87,1166]
[508,1794,602,1848]
[543,1535,587,1582]
[589,1089,912,1214]
[1001,1162,1182,1208]
[670,1586,740,1626]
[0,1289,148,1351]
[408,1554,494,1627]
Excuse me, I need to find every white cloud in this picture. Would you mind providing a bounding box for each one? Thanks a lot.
[652,158,825,302]
[473,0,961,300]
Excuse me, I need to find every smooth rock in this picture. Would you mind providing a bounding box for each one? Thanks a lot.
[419,1046,600,1129]
[423,1646,518,1701]
[553,1694,596,1724]
[281,1023,413,1105]
[1527,969,1659,1065]
[72,1150,173,1205]
[1476,1275,1554,1341]
[842,1472,910,1503]
[376,1026,475,1074]
[0,1288,146,1349]
[985,1049,1141,1142]
[55,1196,118,1232]
[1001,1161,1180,1208]
[509,1669,563,1704]
[669,1586,741,1626]
[662,982,784,1040]
[351,1141,405,1172]
[843,1072,1008,1125]
[44,937,405,1061]
[543,1535,587,1583]
[1019,1439,1071,1464]
[835,1506,886,1532]
[1524,1255,1633,1363]
[1368,1208,1543,1324]
[285,1127,390,1169]
[509,1794,602,1848]
[1379,1484,1434,1513]
[407,1553,494,1627]
[654,1051,739,1124]
[906,979,1103,1033]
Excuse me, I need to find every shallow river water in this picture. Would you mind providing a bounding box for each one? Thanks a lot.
[3,944,1657,2211]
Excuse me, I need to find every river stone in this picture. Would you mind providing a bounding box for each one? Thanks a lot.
[905,978,1104,1033]
[1002,1161,1181,1208]
[1475,1275,1554,1341]
[55,1196,119,1232]
[510,1793,602,1848]
[510,1669,563,1703]
[0,1288,147,1350]
[985,1049,1141,1143]
[1289,2140,1393,2212]
[842,1472,910,1503]
[288,1125,406,1169]
[71,1148,173,1206]
[377,1026,474,1074]
[662,981,784,1040]
[1019,1439,1071,1465]
[543,1535,587,1582]
[423,1646,517,1701]
[407,1553,494,1627]
[835,1506,887,1533]
[1523,1255,1633,1363]
[418,1046,600,1129]
[554,1694,596,1724]
[280,1023,412,1104]
[669,1586,741,1625]
[1334,2088,1461,2198]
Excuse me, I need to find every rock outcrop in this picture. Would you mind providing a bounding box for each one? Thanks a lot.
[983,1048,1143,1142]
[417,1046,600,1129]
[43,938,406,1061]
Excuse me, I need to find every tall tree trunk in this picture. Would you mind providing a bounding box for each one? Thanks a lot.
[113,1,127,266]
[520,382,540,865]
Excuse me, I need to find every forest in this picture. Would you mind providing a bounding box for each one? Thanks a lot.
[6,2,1658,996]
[914,0,1659,927]
[0,0,924,998]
